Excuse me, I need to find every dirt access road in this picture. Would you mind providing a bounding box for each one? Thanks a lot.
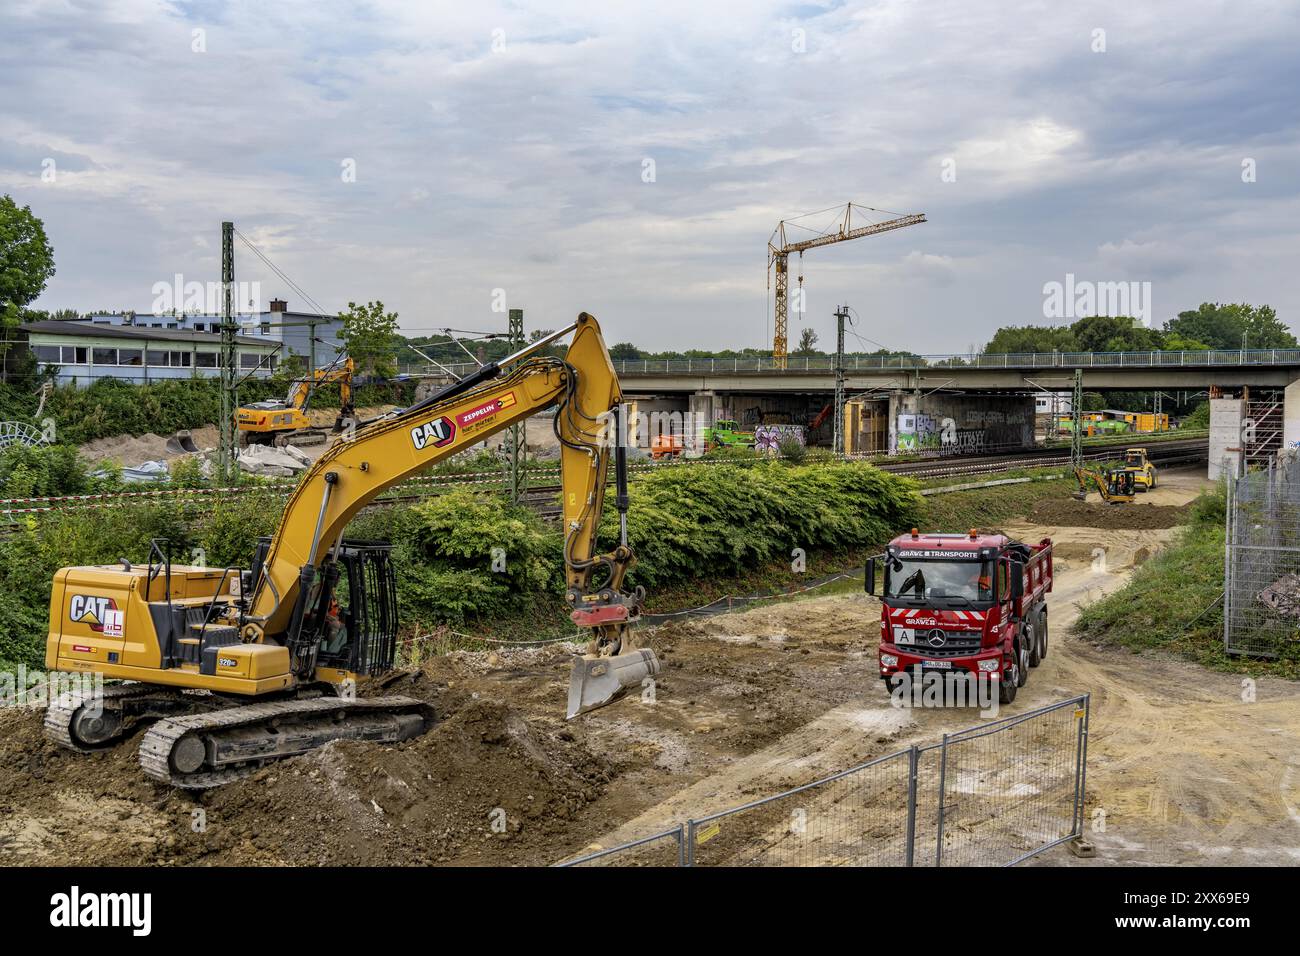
[1,469,1296,866]
[571,469,1300,866]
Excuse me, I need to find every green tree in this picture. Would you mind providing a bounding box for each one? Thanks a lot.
[338,300,400,378]
[0,196,56,376]
[983,324,1077,354]
[1165,302,1296,350]
[609,342,642,360]
[1068,315,1163,352]
[795,327,819,355]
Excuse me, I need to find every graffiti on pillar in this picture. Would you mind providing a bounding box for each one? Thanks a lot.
[755,423,806,453]
[897,413,959,453]
[897,412,989,456]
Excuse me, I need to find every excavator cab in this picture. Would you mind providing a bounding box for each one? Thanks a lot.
[248,536,398,678]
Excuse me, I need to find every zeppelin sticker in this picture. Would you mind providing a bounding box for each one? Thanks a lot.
[457,392,516,432]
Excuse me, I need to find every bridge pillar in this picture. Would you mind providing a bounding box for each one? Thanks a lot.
[1285,379,1300,454]
[1209,398,1245,480]
[689,390,720,433]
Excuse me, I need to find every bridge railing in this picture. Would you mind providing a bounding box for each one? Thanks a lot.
[426,348,1300,378]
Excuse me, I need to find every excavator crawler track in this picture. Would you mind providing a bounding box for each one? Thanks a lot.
[45,682,192,752]
[138,695,435,789]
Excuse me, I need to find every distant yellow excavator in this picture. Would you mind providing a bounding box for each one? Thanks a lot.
[44,315,659,786]
[237,358,356,447]
[1072,466,1136,504]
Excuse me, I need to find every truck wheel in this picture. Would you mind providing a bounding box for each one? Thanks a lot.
[1037,608,1049,661]
[998,667,1018,705]
[1016,639,1030,687]
[1027,621,1042,668]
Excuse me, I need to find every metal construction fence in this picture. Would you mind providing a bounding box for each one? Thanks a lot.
[1225,451,1300,657]
[559,695,1089,867]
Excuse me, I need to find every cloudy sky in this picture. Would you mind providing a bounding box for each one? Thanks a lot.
[2,0,1298,353]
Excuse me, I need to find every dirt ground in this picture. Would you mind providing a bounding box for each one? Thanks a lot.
[2,467,1297,866]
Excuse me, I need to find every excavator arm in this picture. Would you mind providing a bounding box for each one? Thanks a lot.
[1072,466,1135,504]
[240,313,655,716]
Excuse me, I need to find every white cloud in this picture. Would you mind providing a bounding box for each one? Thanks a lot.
[1,0,1297,350]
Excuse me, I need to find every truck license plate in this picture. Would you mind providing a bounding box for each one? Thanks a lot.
[921,661,952,669]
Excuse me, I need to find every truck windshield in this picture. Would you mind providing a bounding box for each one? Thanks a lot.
[885,559,993,604]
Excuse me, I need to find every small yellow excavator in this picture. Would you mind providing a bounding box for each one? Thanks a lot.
[1072,466,1136,504]
[44,314,659,787]
[237,357,356,447]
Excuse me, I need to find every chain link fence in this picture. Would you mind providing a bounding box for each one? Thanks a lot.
[1226,450,1300,658]
[560,695,1089,867]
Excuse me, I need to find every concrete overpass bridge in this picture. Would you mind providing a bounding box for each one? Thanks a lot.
[422,348,1300,469]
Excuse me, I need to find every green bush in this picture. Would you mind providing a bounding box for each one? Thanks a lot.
[601,460,922,588]
[0,459,922,666]
[777,436,807,463]
[392,489,559,626]
[0,444,123,498]
[1182,402,1210,429]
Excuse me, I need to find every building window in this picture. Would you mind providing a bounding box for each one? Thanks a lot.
[260,322,271,335]
[34,345,60,363]
[119,348,142,367]
[195,352,217,368]
[92,347,118,366]
[240,353,261,369]
[193,322,205,332]
[61,346,88,365]
[147,350,194,367]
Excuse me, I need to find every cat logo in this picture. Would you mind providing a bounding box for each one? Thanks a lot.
[69,594,120,634]
[410,416,456,451]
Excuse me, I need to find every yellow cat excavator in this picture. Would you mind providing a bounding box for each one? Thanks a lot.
[44,314,659,787]
[1072,466,1136,504]
[237,356,357,447]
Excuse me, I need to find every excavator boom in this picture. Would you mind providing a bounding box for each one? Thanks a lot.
[44,314,658,786]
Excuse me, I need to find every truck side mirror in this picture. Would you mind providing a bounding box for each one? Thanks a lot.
[865,557,877,596]
[1010,564,1024,601]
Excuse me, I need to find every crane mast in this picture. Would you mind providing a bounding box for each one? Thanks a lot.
[767,204,925,368]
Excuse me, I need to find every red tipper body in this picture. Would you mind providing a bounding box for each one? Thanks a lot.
[874,531,1053,692]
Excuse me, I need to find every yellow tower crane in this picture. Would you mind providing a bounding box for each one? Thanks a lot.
[767,204,926,368]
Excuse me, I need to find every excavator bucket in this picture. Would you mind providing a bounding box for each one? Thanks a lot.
[566,648,660,719]
[1071,489,1087,501]
[165,430,200,454]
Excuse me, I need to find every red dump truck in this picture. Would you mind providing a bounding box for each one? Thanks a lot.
[867,530,1053,705]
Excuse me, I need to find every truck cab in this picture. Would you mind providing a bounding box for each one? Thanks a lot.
[867,530,1053,705]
